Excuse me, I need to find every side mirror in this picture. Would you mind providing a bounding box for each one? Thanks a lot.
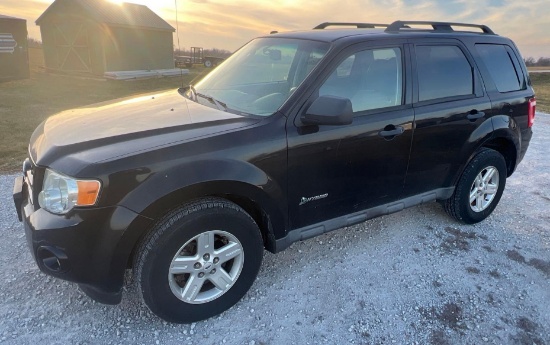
[301,95,353,126]
[263,48,282,61]
[269,49,281,61]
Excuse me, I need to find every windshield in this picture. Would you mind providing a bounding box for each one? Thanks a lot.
[187,38,330,116]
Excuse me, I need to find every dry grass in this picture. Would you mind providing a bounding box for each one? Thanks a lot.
[528,66,550,71]
[28,47,45,72]
[530,73,550,113]
[0,70,205,173]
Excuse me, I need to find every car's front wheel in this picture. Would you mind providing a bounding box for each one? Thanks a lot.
[135,198,263,323]
[444,148,507,224]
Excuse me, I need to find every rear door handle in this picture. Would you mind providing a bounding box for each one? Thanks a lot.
[378,126,404,138]
[467,110,485,121]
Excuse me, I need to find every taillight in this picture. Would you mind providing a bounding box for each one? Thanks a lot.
[528,98,536,128]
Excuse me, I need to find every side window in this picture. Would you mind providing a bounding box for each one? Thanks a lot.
[319,47,403,113]
[476,44,523,92]
[416,45,474,102]
[336,55,355,77]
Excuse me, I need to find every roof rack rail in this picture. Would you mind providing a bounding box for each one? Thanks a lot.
[384,21,495,35]
[314,22,389,30]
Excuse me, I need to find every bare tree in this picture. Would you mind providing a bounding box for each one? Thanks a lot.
[27,38,42,48]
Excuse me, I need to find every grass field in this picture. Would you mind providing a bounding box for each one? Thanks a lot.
[0,71,206,173]
[1,70,549,173]
[530,73,550,113]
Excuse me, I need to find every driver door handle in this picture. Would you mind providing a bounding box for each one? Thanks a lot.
[379,126,404,138]
[467,110,485,121]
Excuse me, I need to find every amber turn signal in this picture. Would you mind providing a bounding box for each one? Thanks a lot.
[76,180,101,206]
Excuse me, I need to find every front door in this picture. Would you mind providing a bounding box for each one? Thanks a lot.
[286,42,414,229]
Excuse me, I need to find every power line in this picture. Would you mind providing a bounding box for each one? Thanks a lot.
[174,0,182,52]
[174,0,184,87]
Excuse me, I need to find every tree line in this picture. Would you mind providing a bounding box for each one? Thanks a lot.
[524,57,550,67]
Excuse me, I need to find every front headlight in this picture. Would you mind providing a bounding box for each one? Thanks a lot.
[38,169,101,214]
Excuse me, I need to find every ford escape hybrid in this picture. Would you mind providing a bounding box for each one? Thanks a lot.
[13,21,535,323]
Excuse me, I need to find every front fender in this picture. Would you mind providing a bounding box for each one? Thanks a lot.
[118,159,287,238]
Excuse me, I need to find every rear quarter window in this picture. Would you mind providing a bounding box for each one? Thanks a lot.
[476,44,523,93]
[416,45,474,102]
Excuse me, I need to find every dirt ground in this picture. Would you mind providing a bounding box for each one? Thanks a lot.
[0,114,548,345]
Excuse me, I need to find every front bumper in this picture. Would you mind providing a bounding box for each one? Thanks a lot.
[13,175,153,304]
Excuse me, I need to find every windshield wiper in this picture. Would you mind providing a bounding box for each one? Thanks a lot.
[195,92,228,112]
[179,85,197,101]
[184,84,228,112]
[188,84,197,100]
[180,85,247,115]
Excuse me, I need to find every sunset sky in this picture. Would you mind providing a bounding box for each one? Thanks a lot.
[1,0,548,58]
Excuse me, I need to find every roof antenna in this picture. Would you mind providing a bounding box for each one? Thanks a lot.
[174,0,184,88]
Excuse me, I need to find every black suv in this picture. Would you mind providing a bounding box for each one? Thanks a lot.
[13,21,535,323]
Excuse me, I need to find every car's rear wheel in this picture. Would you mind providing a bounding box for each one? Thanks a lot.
[135,198,263,323]
[444,148,507,224]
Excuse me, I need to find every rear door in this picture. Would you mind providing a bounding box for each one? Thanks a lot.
[403,39,493,197]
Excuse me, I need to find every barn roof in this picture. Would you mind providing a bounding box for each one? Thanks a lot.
[36,0,175,32]
[0,14,26,21]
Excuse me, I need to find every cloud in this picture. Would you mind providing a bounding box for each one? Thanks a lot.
[2,0,549,57]
[165,0,550,57]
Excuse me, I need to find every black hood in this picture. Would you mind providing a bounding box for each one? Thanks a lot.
[29,89,259,174]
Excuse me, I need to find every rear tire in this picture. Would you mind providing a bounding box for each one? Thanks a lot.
[135,198,263,323]
[444,148,507,224]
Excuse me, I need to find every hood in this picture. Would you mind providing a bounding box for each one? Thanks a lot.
[30,89,259,172]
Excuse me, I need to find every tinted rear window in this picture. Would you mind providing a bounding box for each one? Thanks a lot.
[476,44,522,93]
[416,45,474,102]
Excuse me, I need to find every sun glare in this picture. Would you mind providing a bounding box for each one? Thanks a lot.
[107,0,124,5]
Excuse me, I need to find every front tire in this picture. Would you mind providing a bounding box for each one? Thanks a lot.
[444,148,507,224]
[135,198,263,323]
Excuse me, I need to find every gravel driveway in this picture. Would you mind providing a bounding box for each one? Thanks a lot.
[1,114,549,345]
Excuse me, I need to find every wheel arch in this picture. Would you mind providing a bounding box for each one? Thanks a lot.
[123,179,285,272]
[488,115,522,177]
[481,136,517,177]
[142,181,283,249]
[452,116,520,187]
